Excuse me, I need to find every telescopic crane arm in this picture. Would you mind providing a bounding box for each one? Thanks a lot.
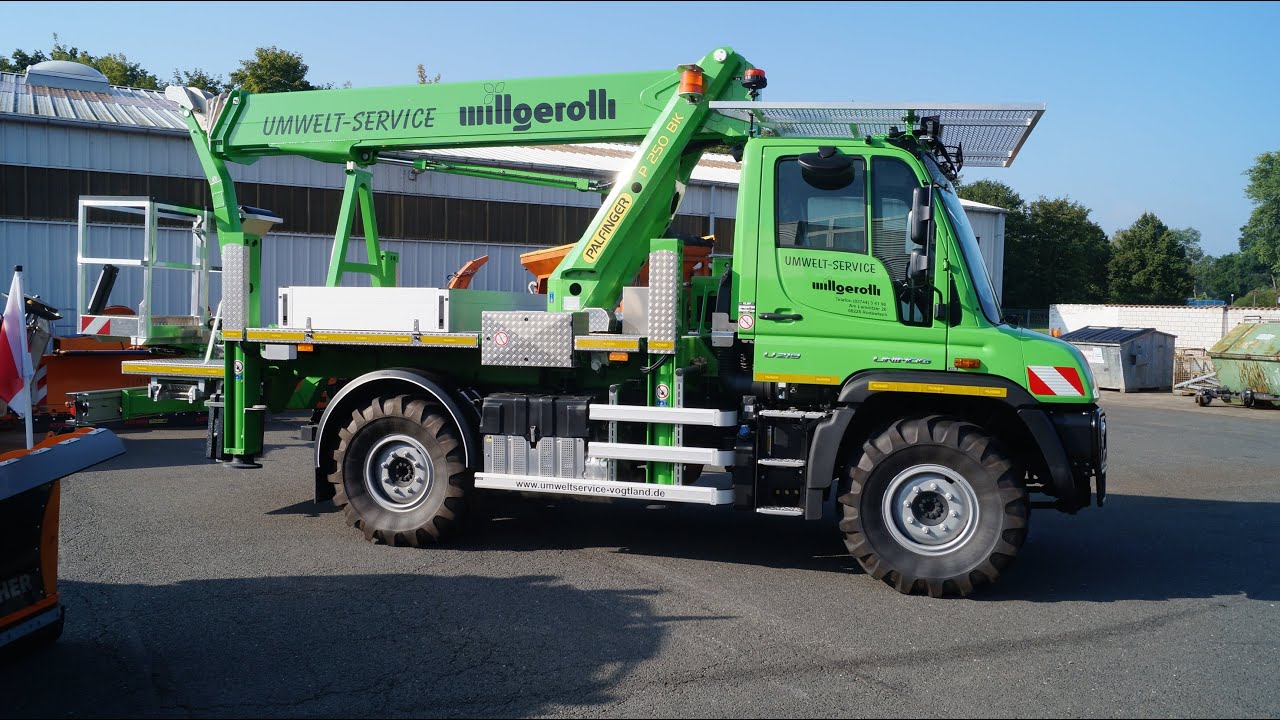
[169,47,761,311]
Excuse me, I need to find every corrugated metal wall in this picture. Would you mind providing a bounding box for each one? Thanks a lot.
[965,209,1006,302]
[0,123,738,218]
[0,219,544,335]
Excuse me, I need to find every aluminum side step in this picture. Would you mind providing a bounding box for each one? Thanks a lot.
[758,458,806,468]
[475,473,733,505]
[588,404,738,426]
[587,442,734,467]
[758,409,828,420]
[756,506,803,517]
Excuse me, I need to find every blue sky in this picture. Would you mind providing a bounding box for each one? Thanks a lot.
[6,1,1278,256]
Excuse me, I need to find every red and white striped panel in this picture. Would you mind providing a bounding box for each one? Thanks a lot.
[1027,365,1084,397]
[33,365,47,405]
[80,315,113,335]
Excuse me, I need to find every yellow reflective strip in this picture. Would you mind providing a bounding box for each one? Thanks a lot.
[246,329,305,342]
[648,340,676,351]
[576,338,641,351]
[868,381,1007,397]
[121,363,224,378]
[417,335,478,347]
[222,330,244,341]
[753,372,841,385]
[311,332,413,344]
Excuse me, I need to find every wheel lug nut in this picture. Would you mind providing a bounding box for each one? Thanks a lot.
[946,493,955,501]
[951,510,960,518]
[929,483,939,491]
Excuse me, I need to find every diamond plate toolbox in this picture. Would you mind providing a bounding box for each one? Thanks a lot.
[481,311,588,367]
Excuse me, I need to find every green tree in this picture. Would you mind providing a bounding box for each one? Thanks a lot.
[171,67,228,94]
[1233,287,1279,307]
[229,46,316,93]
[416,64,441,84]
[1108,213,1194,304]
[958,179,1025,214]
[0,48,49,73]
[1167,227,1204,264]
[1193,252,1268,302]
[1239,152,1280,289]
[0,36,159,89]
[1017,197,1111,306]
[49,36,159,89]
[958,181,1109,308]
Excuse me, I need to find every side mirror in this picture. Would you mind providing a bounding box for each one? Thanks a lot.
[909,185,933,245]
[908,248,929,283]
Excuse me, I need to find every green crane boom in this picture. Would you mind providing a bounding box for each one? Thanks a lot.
[171,48,757,309]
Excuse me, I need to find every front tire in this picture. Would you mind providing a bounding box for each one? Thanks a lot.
[838,416,1028,597]
[328,394,469,546]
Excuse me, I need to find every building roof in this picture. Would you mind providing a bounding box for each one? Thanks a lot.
[0,71,188,130]
[958,198,1008,213]
[1060,326,1167,344]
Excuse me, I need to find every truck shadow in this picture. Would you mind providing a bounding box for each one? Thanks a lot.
[464,491,860,575]
[4,573,697,718]
[984,493,1280,603]
[464,491,1280,602]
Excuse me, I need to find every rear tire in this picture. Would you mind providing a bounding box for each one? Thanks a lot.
[327,394,469,546]
[838,416,1028,598]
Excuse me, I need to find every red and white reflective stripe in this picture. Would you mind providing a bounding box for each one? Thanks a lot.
[80,315,112,335]
[1027,365,1084,397]
[33,365,47,403]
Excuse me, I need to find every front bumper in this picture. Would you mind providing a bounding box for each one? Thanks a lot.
[1047,405,1107,508]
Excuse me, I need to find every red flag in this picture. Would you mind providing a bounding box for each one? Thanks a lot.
[0,269,33,417]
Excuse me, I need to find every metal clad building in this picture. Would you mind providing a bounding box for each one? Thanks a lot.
[1,62,1006,333]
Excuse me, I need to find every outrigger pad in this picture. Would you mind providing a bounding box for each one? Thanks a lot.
[0,428,126,501]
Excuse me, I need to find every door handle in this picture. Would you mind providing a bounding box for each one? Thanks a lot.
[759,312,803,321]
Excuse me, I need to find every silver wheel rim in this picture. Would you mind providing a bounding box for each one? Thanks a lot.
[882,463,980,556]
[364,434,434,512]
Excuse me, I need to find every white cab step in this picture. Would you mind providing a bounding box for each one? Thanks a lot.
[756,506,803,516]
[758,409,828,420]
[589,404,738,427]
[587,442,734,467]
[475,472,732,505]
[758,458,806,468]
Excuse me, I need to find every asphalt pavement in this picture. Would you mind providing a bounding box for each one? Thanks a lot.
[2,391,1278,718]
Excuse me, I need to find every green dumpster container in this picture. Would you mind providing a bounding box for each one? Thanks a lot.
[1208,321,1280,404]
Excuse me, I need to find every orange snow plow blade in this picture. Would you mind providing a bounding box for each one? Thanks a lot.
[0,428,124,652]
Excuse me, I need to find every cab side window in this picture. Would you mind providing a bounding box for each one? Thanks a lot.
[872,157,931,326]
[775,157,866,253]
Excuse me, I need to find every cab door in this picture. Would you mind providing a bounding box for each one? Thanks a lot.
[749,145,949,385]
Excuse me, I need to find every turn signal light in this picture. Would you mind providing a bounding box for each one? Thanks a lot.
[678,65,704,103]
[298,343,315,352]
[608,352,630,362]
[954,358,981,369]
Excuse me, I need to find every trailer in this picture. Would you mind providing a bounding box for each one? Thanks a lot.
[96,47,1106,597]
[1193,320,1280,408]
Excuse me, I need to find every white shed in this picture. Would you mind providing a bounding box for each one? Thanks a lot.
[958,198,1008,303]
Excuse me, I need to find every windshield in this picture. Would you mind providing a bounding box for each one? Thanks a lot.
[920,154,1005,325]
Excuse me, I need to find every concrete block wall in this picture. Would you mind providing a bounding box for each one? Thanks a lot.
[1050,304,1280,350]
